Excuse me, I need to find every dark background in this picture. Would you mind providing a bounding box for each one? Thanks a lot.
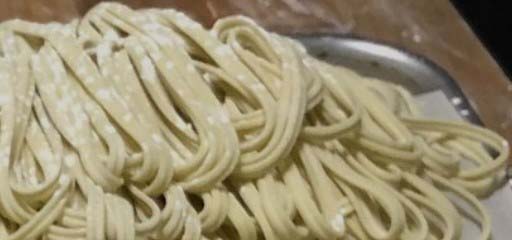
[451,1,511,78]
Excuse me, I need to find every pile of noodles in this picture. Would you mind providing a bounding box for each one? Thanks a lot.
[0,2,508,240]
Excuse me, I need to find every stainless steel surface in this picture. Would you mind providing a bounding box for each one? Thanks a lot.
[295,35,481,124]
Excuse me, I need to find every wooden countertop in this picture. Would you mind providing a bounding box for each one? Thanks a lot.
[2,0,511,143]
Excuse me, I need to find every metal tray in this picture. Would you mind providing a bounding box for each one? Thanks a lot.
[294,35,512,240]
[295,35,481,124]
